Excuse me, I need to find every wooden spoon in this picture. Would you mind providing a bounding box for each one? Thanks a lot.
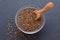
[34,2,54,20]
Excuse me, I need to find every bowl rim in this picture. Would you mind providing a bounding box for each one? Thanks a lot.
[15,7,45,34]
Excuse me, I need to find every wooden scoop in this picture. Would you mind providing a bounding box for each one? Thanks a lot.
[34,2,54,20]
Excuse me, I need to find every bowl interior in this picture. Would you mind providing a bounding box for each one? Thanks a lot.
[15,7,45,34]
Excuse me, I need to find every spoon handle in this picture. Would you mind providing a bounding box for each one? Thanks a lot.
[36,2,54,14]
[40,2,54,13]
[35,2,54,20]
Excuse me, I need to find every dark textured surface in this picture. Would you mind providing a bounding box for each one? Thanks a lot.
[0,0,60,40]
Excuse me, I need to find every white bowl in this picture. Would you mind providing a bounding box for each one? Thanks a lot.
[15,7,45,34]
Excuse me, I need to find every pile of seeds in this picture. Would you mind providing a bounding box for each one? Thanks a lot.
[17,7,42,31]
